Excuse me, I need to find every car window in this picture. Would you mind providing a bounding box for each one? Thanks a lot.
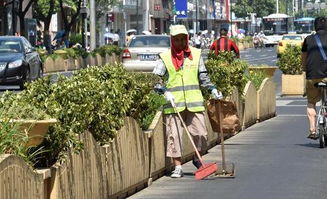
[129,36,170,48]
[22,37,33,52]
[282,35,302,40]
[0,39,23,53]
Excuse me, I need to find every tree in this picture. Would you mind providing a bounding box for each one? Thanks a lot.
[234,0,275,18]
[33,0,59,51]
[233,0,253,18]
[11,0,37,36]
[251,0,275,17]
[58,0,83,36]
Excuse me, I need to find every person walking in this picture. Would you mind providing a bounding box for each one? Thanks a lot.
[302,17,327,139]
[153,24,222,178]
[210,28,240,58]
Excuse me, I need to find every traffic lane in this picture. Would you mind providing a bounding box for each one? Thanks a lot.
[0,71,74,94]
[240,46,277,66]
[203,46,278,66]
[240,46,282,95]
[128,97,327,199]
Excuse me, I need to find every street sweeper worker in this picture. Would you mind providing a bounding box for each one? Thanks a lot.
[153,24,223,178]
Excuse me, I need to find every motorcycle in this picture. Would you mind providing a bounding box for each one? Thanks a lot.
[253,37,263,48]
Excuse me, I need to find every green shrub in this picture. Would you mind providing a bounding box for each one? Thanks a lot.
[0,91,51,120]
[242,36,253,43]
[2,64,162,167]
[244,70,268,90]
[92,45,123,57]
[69,33,83,45]
[206,51,248,97]
[277,45,302,75]
[127,72,165,129]
[0,104,47,166]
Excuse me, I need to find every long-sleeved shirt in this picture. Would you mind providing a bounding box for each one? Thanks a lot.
[153,55,215,94]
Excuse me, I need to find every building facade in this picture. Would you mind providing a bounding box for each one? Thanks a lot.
[0,0,33,36]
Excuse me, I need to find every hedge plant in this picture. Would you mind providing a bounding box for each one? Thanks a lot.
[42,44,122,61]
[0,102,47,166]
[244,70,268,90]
[205,51,248,97]
[277,45,302,75]
[0,64,163,167]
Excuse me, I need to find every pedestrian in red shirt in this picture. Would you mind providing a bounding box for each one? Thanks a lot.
[210,28,240,58]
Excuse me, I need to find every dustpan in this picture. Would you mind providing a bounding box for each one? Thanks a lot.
[213,99,235,178]
[170,100,218,180]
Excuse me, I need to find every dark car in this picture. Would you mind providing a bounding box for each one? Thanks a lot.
[0,36,43,89]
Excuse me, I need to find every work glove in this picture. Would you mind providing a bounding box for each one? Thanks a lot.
[211,88,223,100]
[164,91,175,104]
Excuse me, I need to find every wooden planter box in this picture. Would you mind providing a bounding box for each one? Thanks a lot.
[248,66,278,77]
[281,73,306,96]
[15,119,57,147]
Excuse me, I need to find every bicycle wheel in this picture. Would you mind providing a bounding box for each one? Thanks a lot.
[319,124,325,148]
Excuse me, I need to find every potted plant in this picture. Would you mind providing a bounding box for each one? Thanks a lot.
[0,92,57,147]
[248,64,278,78]
[277,45,305,96]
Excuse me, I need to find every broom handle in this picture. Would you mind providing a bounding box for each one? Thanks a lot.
[170,100,206,166]
[218,100,226,171]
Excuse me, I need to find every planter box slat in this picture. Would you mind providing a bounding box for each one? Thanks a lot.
[242,81,257,129]
[282,73,306,96]
[257,78,276,121]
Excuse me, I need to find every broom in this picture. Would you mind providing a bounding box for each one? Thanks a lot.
[170,100,218,180]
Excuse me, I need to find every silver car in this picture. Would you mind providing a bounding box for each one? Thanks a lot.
[122,35,170,71]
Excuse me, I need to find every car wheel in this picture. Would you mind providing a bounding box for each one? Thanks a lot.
[19,67,30,90]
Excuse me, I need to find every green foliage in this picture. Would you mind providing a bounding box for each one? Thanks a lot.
[43,45,121,60]
[37,48,49,62]
[127,72,165,129]
[242,36,253,43]
[234,0,275,18]
[92,45,123,57]
[0,91,51,120]
[69,33,83,45]
[206,51,248,97]
[0,64,163,167]
[277,45,302,75]
[233,0,254,18]
[34,0,59,17]
[0,105,47,166]
[230,37,240,43]
[244,70,268,90]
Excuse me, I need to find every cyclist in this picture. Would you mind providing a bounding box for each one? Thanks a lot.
[302,17,327,139]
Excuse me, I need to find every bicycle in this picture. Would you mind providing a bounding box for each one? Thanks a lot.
[315,82,327,148]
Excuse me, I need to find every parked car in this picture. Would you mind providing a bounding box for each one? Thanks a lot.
[0,36,43,89]
[276,34,305,57]
[122,35,171,71]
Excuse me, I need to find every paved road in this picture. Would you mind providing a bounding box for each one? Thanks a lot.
[240,46,282,96]
[0,71,73,93]
[128,97,327,199]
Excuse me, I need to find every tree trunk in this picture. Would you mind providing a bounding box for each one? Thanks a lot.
[44,20,52,53]
[19,14,25,36]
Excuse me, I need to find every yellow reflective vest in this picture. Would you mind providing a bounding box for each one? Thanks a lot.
[160,47,205,114]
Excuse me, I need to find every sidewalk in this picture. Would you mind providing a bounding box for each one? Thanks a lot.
[128,97,327,199]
